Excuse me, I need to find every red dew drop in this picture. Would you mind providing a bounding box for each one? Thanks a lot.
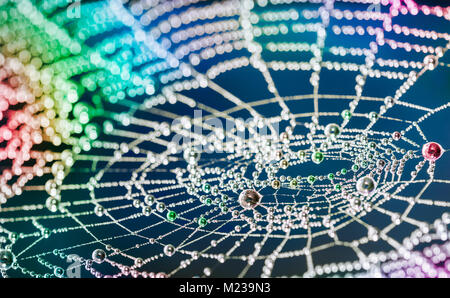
[422,142,443,161]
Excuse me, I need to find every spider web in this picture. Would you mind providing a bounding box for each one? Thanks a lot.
[0,0,449,278]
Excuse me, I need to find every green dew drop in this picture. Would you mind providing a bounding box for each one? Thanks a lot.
[307,175,316,184]
[341,109,352,120]
[198,217,208,227]
[202,183,211,193]
[289,179,298,188]
[311,151,324,164]
[166,210,177,222]
[221,194,229,202]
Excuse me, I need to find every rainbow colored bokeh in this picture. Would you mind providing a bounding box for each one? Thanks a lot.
[0,0,449,278]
